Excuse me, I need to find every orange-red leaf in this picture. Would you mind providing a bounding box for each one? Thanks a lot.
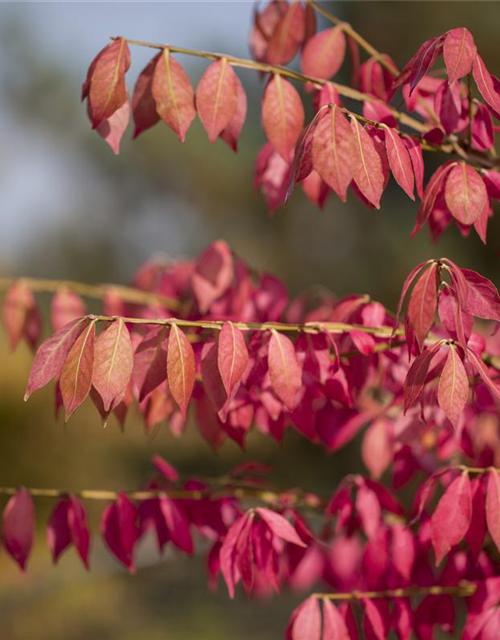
[60,320,96,420]
[268,329,301,410]
[437,346,469,428]
[444,162,488,226]
[92,319,134,411]
[312,105,356,202]
[167,324,195,418]
[152,48,196,142]
[218,321,249,396]
[88,38,130,128]
[301,26,346,80]
[431,471,472,564]
[350,118,384,208]
[262,74,304,160]
[196,59,238,143]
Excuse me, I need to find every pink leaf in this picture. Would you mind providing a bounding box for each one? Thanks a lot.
[394,36,445,93]
[152,48,196,142]
[51,290,86,332]
[2,281,40,350]
[266,1,305,66]
[133,326,168,402]
[383,126,415,200]
[486,470,500,553]
[192,240,234,313]
[473,55,500,115]
[268,329,302,410]
[292,596,321,640]
[467,346,500,402]
[217,321,249,396]
[443,28,477,84]
[25,317,90,399]
[167,324,196,418]
[460,268,500,321]
[404,342,442,412]
[322,598,350,640]
[403,136,424,199]
[95,100,130,154]
[407,262,438,350]
[437,346,469,428]
[92,318,134,412]
[262,74,305,161]
[60,319,96,420]
[312,105,356,202]
[87,38,130,128]
[444,162,488,226]
[196,59,238,143]
[431,470,472,564]
[350,117,384,208]
[301,26,346,80]
[3,488,34,571]
[219,73,247,151]
[256,508,306,547]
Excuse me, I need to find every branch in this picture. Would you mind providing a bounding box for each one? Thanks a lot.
[0,277,179,311]
[117,37,497,169]
[313,582,477,601]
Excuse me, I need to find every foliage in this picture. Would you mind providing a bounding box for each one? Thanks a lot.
[3,2,500,638]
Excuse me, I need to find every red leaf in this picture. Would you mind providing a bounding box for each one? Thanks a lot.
[220,513,249,598]
[403,136,424,199]
[407,262,438,350]
[68,497,91,569]
[349,330,375,356]
[3,488,34,571]
[60,319,96,420]
[132,53,161,138]
[301,26,346,80]
[363,598,388,640]
[472,102,494,151]
[437,345,469,428]
[218,321,249,396]
[268,329,302,410]
[460,268,500,321]
[219,73,247,151]
[101,493,138,572]
[322,598,350,640]
[266,1,305,66]
[411,162,454,237]
[443,28,477,84]
[444,162,488,225]
[167,324,196,418]
[51,290,86,332]
[152,48,196,142]
[92,319,134,411]
[350,117,384,208]
[25,317,90,399]
[88,38,130,128]
[431,470,472,564]
[383,126,415,200]
[393,261,428,335]
[486,470,500,553]
[291,596,321,640]
[134,327,168,402]
[196,59,238,143]
[394,36,444,93]
[473,55,500,115]
[262,74,305,160]
[2,281,41,350]
[466,346,500,402]
[404,342,442,412]
[192,240,234,313]
[312,105,356,202]
[256,508,306,547]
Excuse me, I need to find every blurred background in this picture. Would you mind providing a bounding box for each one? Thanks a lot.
[0,2,499,638]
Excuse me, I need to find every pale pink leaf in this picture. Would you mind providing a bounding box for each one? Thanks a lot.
[301,26,346,80]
